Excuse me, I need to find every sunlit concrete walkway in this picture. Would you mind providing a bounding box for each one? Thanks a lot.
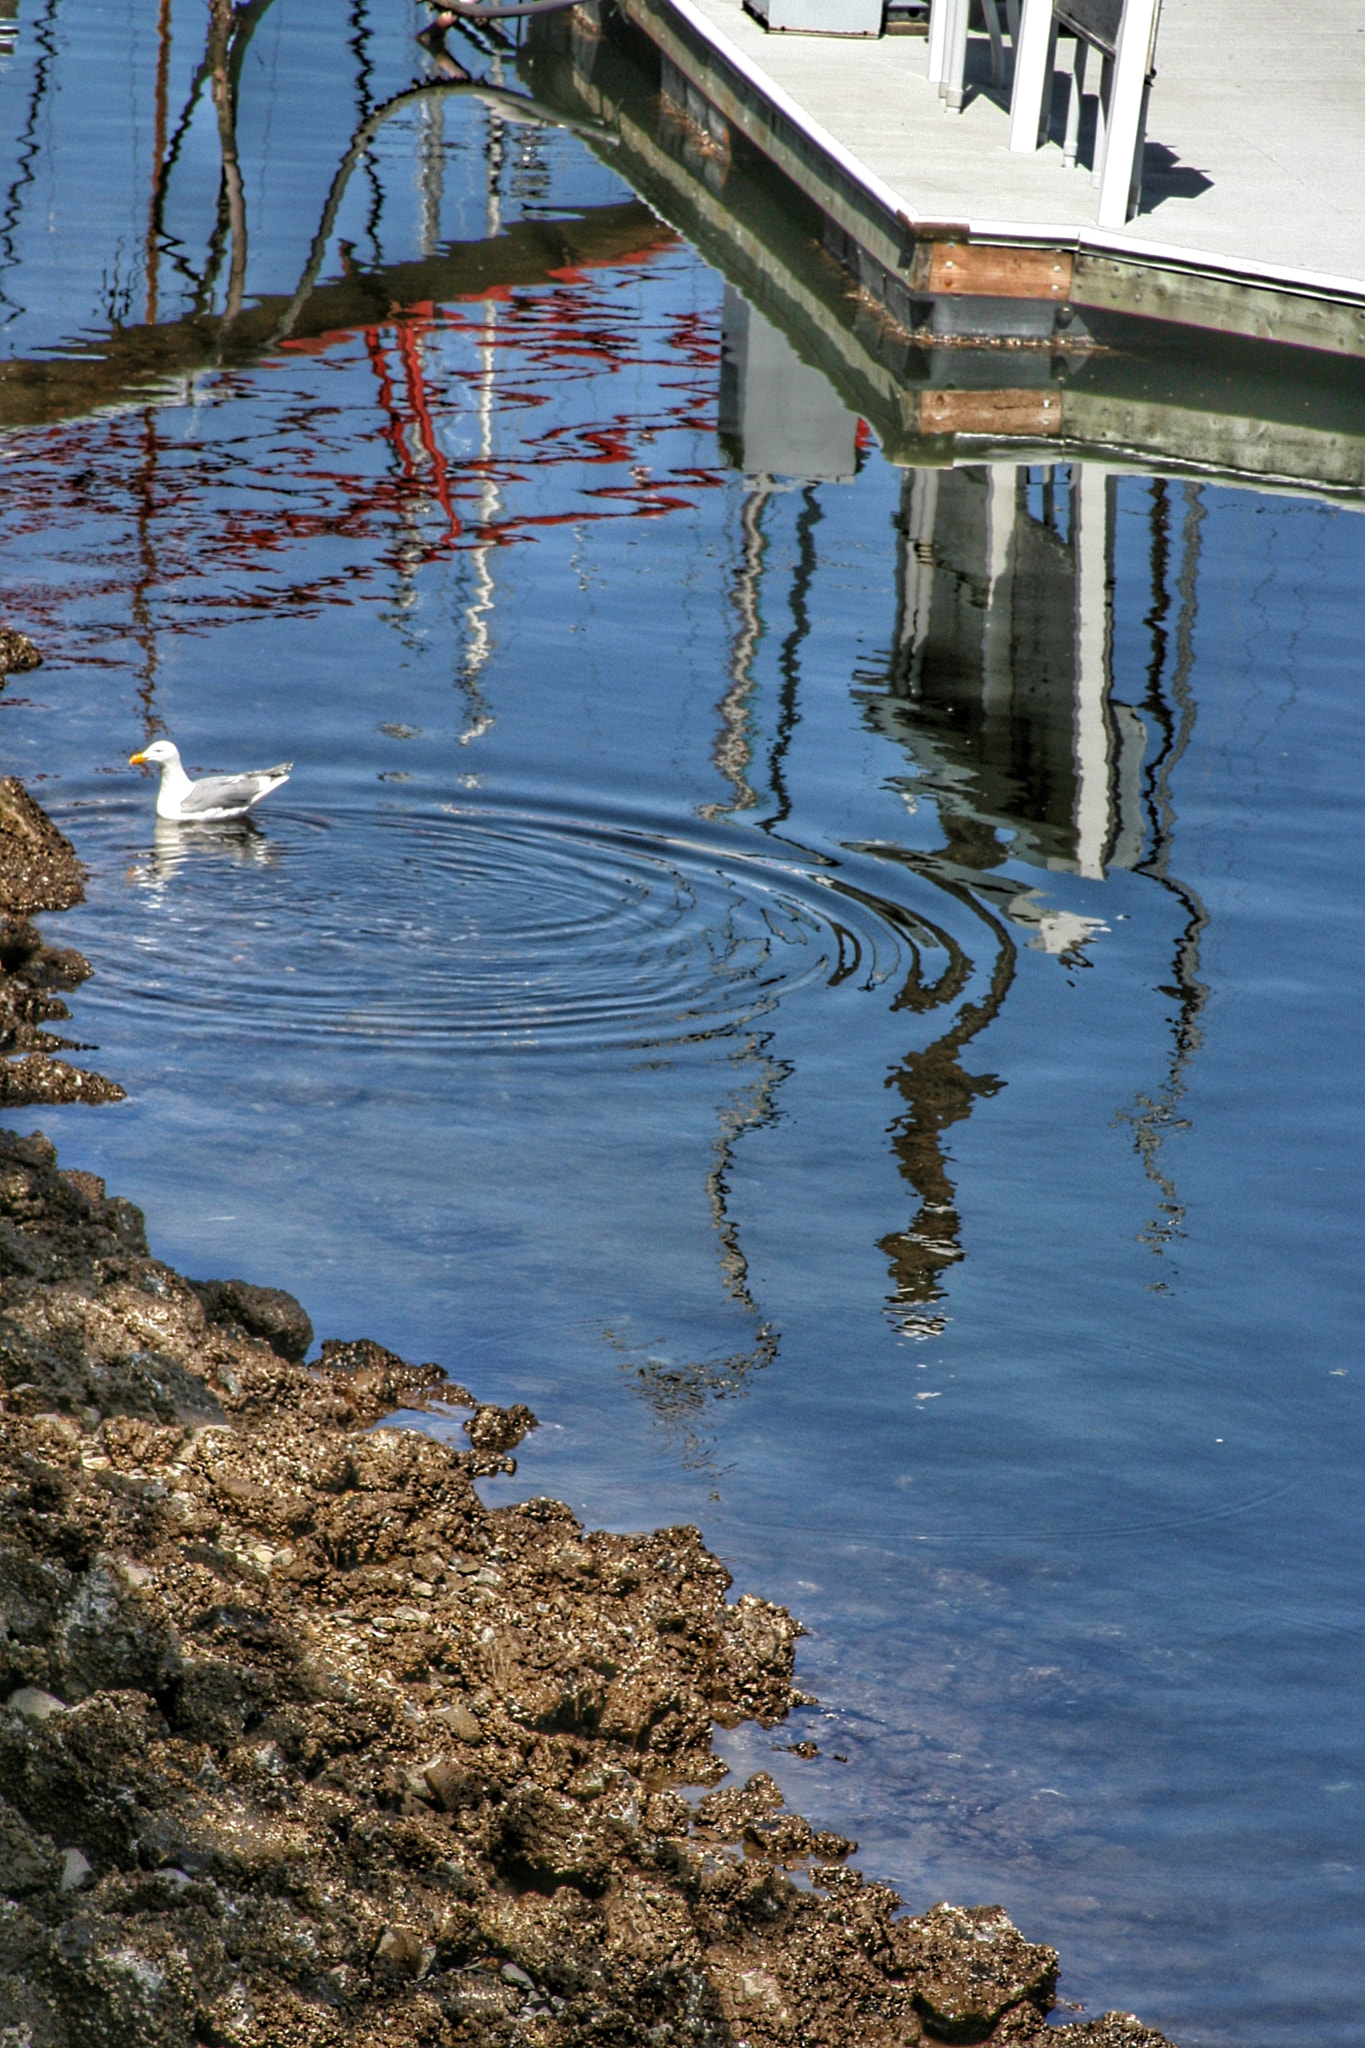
[653,0,1365,296]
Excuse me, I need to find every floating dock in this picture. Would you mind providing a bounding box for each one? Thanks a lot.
[597,0,1365,359]
[526,2,1365,494]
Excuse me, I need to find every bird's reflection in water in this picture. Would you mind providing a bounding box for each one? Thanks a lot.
[128,815,283,893]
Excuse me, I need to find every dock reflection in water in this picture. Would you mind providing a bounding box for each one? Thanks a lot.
[862,460,1211,1277]
[2,7,1363,2044]
[713,284,1208,1328]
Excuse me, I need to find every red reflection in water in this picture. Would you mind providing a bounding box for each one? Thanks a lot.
[365,314,463,556]
[0,253,726,668]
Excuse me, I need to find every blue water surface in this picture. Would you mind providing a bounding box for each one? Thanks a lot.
[1,6,1363,2043]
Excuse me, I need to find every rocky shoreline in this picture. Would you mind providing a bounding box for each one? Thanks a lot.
[0,776,1175,2048]
[0,776,123,1110]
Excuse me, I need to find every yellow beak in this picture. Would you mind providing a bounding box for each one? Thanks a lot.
[129,752,147,765]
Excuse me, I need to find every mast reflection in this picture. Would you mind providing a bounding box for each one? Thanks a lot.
[875,866,1014,1339]
[1117,477,1208,1268]
[700,477,772,819]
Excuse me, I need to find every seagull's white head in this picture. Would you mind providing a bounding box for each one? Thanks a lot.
[129,740,182,768]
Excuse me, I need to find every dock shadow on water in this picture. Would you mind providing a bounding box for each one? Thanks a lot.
[1,4,1363,2045]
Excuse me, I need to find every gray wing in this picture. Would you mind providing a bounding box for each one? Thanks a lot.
[180,765,291,816]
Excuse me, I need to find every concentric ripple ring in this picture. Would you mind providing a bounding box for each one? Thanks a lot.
[102,803,928,1056]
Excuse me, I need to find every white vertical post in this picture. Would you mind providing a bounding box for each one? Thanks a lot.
[981,464,1018,718]
[1126,75,1154,216]
[1090,52,1111,185]
[1096,0,1160,227]
[1063,36,1086,167]
[1009,0,1055,150]
[1071,463,1113,878]
[943,0,971,109]
[928,0,950,88]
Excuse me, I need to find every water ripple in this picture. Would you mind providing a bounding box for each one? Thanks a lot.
[92,802,922,1056]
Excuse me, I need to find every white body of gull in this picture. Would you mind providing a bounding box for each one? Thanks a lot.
[129,740,291,822]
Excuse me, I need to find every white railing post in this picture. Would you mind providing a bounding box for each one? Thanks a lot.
[1009,0,1056,150]
[928,0,951,87]
[1063,36,1087,166]
[1097,0,1161,226]
[944,0,972,108]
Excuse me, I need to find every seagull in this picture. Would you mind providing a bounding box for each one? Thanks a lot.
[129,740,291,822]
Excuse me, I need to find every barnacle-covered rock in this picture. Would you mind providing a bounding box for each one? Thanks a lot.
[0,1127,1180,2048]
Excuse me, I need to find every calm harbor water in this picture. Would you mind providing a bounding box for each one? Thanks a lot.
[2,5,1364,2044]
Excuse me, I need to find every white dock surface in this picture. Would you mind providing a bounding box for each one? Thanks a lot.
[671,0,1365,293]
